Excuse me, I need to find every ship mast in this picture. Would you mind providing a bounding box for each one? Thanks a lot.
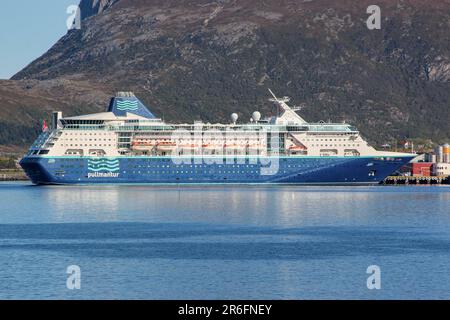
[268,89,307,124]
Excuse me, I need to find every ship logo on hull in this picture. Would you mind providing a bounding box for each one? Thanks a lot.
[87,158,120,178]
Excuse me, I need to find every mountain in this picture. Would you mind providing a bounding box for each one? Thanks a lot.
[1,0,450,152]
[79,0,119,20]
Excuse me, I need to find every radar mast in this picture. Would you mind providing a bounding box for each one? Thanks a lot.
[268,89,307,124]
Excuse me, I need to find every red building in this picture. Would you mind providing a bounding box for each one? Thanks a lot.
[412,163,433,176]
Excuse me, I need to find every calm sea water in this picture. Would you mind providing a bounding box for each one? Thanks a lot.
[0,181,449,299]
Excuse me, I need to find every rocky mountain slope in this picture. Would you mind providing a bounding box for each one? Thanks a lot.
[1,0,450,151]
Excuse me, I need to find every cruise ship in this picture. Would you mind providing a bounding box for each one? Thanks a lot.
[20,91,416,185]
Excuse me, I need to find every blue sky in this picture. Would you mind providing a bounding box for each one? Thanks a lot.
[0,0,77,79]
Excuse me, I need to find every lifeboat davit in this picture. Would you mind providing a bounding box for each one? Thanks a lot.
[178,143,199,150]
[202,144,222,151]
[132,140,156,150]
[289,145,305,150]
[224,143,245,149]
[157,141,177,152]
[288,144,307,152]
[247,143,263,150]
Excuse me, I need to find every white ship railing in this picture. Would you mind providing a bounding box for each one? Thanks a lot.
[29,130,62,151]
[61,123,357,133]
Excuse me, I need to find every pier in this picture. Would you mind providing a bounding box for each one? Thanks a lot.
[0,169,28,181]
[383,175,449,185]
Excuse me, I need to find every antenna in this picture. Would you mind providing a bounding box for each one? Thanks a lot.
[267,88,308,124]
[268,89,291,108]
[269,90,291,111]
[291,105,304,112]
[268,88,277,100]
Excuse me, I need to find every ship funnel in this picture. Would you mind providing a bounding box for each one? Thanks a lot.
[108,92,156,118]
[52,111,62,129]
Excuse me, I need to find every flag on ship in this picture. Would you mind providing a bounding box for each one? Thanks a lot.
[42,120,48,132]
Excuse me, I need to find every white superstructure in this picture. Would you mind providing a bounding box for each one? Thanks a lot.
[28,91,412,160]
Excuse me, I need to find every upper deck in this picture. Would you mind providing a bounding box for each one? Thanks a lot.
[25,91,414,159]
[59,119,358,134]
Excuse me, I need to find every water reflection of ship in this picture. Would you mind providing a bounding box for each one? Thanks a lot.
[46,186,121,221]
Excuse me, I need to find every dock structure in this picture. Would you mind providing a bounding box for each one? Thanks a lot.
[383,175,449,185]
[0,169,28,181]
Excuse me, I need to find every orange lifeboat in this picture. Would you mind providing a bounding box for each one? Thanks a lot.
[288,144,307,154]
[157,141,177,152]
[178,143,199,150]
[289,145,306,150]
[203,144,224,152]
[247,143,263,150]
[224,143,245,149]
[132,140,156,150]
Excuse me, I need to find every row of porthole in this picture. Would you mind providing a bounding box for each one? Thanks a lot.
[60,138,113,141]
[59,165,84,169]
[65,132,112,136]
[131,164,261,168]
[310,144,360,147]
[128,164,315,169]
[127,171,281,175]
[62,145,113,147]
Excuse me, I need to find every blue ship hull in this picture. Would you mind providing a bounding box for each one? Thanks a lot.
[20,155,414,185]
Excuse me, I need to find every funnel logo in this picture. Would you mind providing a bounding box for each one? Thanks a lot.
[87,158,120,178]
[116,100,139,111]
